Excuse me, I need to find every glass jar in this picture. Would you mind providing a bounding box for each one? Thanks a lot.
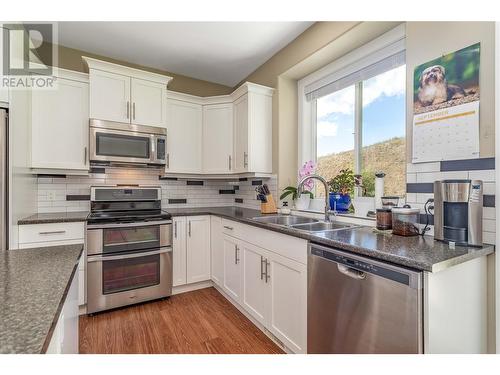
[376,208,392,230]
[392,207,420,236]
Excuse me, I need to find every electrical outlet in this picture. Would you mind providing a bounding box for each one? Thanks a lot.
[47,191,56,201]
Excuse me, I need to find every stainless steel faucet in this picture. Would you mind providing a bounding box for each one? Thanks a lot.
[297,174,332,222]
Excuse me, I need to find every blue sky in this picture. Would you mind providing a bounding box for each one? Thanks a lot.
[316,65,406,157]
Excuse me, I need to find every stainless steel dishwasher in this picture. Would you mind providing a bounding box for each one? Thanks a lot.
[308,243,423,354]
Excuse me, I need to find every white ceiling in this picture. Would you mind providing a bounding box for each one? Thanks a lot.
[57,22,314,87]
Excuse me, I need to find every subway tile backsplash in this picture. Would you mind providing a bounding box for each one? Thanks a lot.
[36,167,277,213]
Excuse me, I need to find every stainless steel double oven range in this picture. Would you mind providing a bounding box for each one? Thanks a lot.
[86,186,172,314]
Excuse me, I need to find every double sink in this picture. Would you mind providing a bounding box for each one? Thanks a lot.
[251,215,359,233]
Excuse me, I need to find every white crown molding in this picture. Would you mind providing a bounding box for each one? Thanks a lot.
[28,63,89,83]
[82,56,173,86]
[231,82,275,101]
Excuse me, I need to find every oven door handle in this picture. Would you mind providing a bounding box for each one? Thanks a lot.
[86,220,172,229]
[87,247,172,262]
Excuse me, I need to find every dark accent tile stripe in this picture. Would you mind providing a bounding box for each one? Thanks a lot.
[440,157,495,172]
[419,213,434,226]
[168,198,187,204]
[233,186,239,191]
[406,183,434,193]
[89,167,105,174]
[239,178,248,181]
[186,180,204,186]
[252,180,263,186]
[66,195,90,201]
[483,195,495,207]
[235,198,243,203]
[219,190,236,194]
[37,174,66,178]
[159,176,178,181]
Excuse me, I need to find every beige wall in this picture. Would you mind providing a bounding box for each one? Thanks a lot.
[39,43,233,97]
[406,22,496,160]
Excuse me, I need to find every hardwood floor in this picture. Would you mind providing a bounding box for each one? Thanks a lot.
[79,287,284,354]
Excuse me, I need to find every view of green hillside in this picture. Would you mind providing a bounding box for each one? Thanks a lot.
[316,137,406,197]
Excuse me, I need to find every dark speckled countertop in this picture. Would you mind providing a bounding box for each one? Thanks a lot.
[18,211,89,225]
[168,206,494,272]
[0,244,83,353]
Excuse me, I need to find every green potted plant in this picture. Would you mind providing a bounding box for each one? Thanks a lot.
[328,169,355,212]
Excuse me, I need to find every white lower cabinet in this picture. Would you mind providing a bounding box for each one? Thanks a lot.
[267,252,307,353]
[222,234,242,302]
[210,216,224,286]
[46,271,79,354]
[241,241,270,326]
[186,216,211,283]
[172,217,187,287]
[212,218,307,353]
[172,216,211,287]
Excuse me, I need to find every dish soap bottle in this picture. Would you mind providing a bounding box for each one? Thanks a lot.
[280,201,291,215]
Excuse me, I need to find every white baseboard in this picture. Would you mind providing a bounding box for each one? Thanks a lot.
[172,280,213,295]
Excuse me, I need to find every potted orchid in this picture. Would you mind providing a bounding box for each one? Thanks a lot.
[280,161,315,210]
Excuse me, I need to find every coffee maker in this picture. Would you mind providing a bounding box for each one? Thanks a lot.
[434,180,483,246]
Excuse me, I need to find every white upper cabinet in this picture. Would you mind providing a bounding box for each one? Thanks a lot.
[84,57,171,128]
[232,83,273,174]
[131,78,167,127]
[31,70,89,171]
[166,98,203,173]
[89,69,130,123]
[202,103,233,174]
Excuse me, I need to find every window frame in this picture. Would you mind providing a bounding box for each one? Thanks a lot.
[298,24,406,185]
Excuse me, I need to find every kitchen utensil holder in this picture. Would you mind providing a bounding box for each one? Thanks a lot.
[261,194,278,214]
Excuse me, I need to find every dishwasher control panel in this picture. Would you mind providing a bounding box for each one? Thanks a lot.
[310,246,413,286]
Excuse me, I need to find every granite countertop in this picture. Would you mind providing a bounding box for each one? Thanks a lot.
[168,206,494,272]
[0,244,83,354]
[18,211,89,225]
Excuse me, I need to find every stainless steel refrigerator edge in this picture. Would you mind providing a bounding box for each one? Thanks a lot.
[308,243,423,353]
[0,109,7,251]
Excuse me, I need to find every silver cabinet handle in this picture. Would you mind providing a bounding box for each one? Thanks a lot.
[132,102,136,120]
[84,147,87,165]
[188,221,191,237]
[265,259,270,283]
[234,245,239,264]
[39,230,66,235]
[126,101,130,119]
[337,264,366,280]
[223,225,233,230]
[243,152,248,168]
[228,155,232,170]
[174,221,177,239]
[166,153,170,169]
[260,255,265,280]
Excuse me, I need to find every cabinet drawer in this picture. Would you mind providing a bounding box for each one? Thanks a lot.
[220,218,307,265]
[19,222,85,246]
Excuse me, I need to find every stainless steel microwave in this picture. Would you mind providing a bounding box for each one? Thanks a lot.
[89,119,167,166]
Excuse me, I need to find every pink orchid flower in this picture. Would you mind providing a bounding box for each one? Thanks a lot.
[298,161,316,191]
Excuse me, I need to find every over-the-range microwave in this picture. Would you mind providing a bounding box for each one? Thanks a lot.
[89,119,166,167]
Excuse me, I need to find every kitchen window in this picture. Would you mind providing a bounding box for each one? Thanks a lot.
[299,24,407,198]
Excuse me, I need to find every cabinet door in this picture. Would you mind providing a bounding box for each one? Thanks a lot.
[241,241,270,326]
[268,253,307,353]
[222,234,242,302]
[166,99,202,173]
[89,69,131,123]
[210,216,224,286]
[131,78,167,127]
[186,216,211,284]
[202,103,233,173]
[233,94,249,173]
[172,217,187,287]
[31,77,89,170]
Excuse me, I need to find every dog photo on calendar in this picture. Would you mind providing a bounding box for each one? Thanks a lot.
[413,43,480,115]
